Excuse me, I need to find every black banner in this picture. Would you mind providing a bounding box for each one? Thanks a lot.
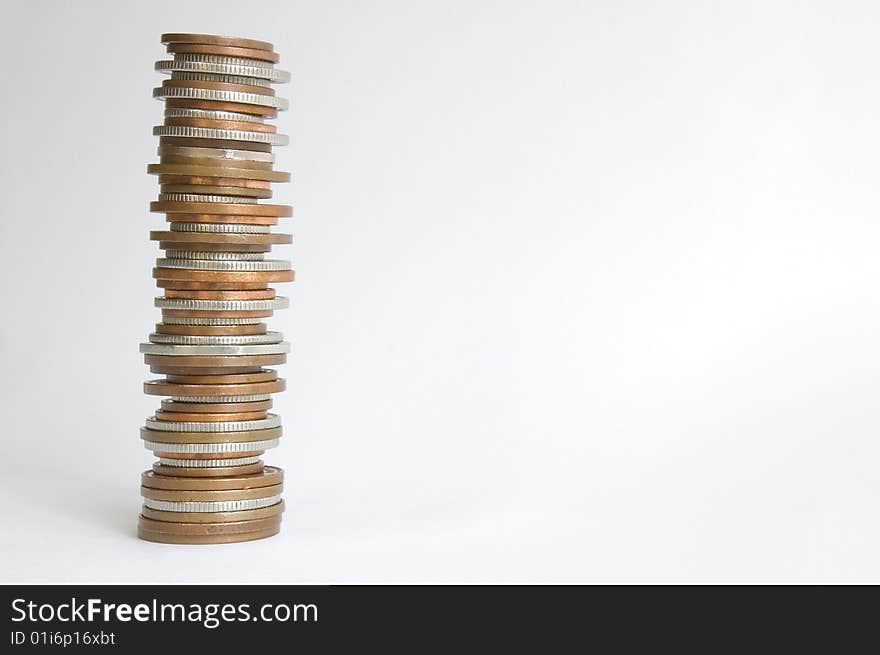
[1,585,875,650]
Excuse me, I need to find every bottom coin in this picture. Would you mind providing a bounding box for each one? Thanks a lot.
[138,514,280,536]
[138,524,280,544]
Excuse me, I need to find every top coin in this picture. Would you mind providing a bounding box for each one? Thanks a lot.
[161,33,275,53]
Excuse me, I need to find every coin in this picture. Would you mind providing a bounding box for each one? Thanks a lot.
[145,440,278,455]
[153,449,266,459]
[165,42,280,64]
[155,323,268,336]
[164,370,277,383]
[160,184,272,199]
[163,288,276,299]
[142,466,282,490]
[160,399,272,412]
[150,230,291,245]
[153,269,295,284]
[137,524,280,544]
[152,461,265,477]
[163,97,277,118]
[141,500,283,523]
[143,376,286,396]
[140,425,282,444]
[154,410,268,422]
[154,125,287,146]
[161,33,275,52]
[156,59,290,83]
[141,484,283,503]
[151,201,292,216]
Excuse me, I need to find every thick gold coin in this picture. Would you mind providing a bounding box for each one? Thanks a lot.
[141,426,282,444]
[155,323,268,336]
[158,135,271,152]
[157,174,272,189]
[164,370,277,384]
[161,33,275,52]
[154,269,294,284]
[154,410,268,422]
[152,461,265,477]
[138,514,281,537]
[165,42,280,64]
[156,156,275,172]
[140,484,283,502]
[143,376,285,396]
[151,201,292,217]
[142,466,283,491]
[160,399,272,413]
[141,500,283,523]
[156,280,271,291]
[138,523,280,544]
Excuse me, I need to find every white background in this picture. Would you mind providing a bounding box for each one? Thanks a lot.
[1,0,878,583]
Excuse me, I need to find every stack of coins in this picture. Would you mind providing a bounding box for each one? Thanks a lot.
[138,33,292,544]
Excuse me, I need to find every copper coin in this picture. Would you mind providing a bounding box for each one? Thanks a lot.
[151,230,290,245]
[145,353,285,367]
[154,410,269,422]
[163,117,278,133]
[138,515,281,537]
[152,461,265,477]
[163,288,275,300]
[140,484,283,502]
[153,450,264,460]
[156,156,276,172]
[155,323,268,336]
[165,42,280,64]
[141,426,282,444]
[161,309,274,319]
[158,135,271,152]
[143,376,286,396]
[156,280,272,291]
[162,78,276,97]
[143,466,283,491]
[154,269,294,284]
[151,201,292,217]
[138,523,280,544]
[161,33,275,52]
[141,500,283,523]
[160,399,272,413]
[157,174,272,189]
[163,98,277,119]
[164,370,277,384]
[150,365,265,375]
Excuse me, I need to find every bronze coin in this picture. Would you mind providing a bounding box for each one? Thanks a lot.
[150,365,265,375]
[157,174,272,189]
[151,230,290,245]
[163,98,277,119]
[161,309,274,319]
[140,426,282,444]
[143,376,286,396]
[138,523,280,544]
[151,201,292,217]
[141,499,283,523]
[165,42,280,64]
[156,156,276,172]
[155,323,268,336]
[153,450,264,460]
[152,461,265,478]
[162,78,276,97]
[154,268,294,284]
[163,288,275,300]
[154,410,269,422]
[158,136,271,152]
[156,280,272,291]
[161,33,275,52]
[138,514,281,537]
[142,466,283,491]
[164,212,279,225]
[163,117,278,133]
[164,370,277,384]
[160,399,272,413]
[140,484,283,502]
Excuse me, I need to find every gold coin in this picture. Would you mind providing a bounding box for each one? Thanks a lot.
[142,466,283,491]
[138,523,280,544]
[140,484,283,502]
[143,376,285,396]
[138,515,281,537]
[154,410,268,421]
[160,399,273,413]
[154,268,294,284]
[163,288,276,300]
[151,201,292,217]
[150,230,291,245]
[155,323,268,336]
[163,98,277,119]
[157,156,275,172]
[140,426,282,444]
[165,42,280,64]
[157,174,272,189]
[164,370,277,384]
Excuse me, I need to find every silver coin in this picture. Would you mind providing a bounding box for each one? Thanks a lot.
[142,439,280,454]
[153,86,289,110]
[160,316,263,326]
[162,54,291,83]
[163,250,265,261]
[170,222,270,234]
[148,331,283,346]
[145,413,280,432]
[157,144,273,162]
[155,297,289,311]
[142,496,282,513]
[164,107,265,123]
[156,193,257,204]
[156,456,262,467]
[153,125,289,146]
[155,258,291,272]
[139,342,290,356]
[170,70,272,88]
[170,394,271,403]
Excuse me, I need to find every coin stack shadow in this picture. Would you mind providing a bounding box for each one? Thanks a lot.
[138,33,292,544]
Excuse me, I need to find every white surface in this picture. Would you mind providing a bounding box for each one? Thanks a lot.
[1,0,879,583]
